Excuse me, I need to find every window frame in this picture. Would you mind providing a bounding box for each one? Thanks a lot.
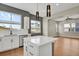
[75,23,79,32]
[0,11,22,30]
[29,19,43,36]
[63,22,79,32]
[64,23,71,32]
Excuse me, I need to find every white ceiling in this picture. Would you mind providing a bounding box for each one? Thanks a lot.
[3,3,79,17]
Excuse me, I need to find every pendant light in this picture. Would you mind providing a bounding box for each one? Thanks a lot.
[36,11,39,20]
[36,3,39,20]
[47,4,51,17]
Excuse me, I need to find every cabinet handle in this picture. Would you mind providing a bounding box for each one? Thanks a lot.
[26,46,27,51]
[0,39,1,42]
[29,52,33,55]
[11,39,13,42]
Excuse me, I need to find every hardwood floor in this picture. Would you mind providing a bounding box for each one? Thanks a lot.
[0,37,79,56]
[54,37,79,56]
[0,48,23,56]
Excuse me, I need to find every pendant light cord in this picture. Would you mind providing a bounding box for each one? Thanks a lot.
[36,0,39,11]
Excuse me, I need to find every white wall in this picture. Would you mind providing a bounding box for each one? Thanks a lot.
[48,20,58,37]
[43,17,48,36]
[43,17,59,37]
[53,6,79,19]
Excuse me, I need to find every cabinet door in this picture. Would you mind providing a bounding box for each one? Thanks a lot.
[2,37,12,51]
[19,36,23,46]
[12,36,19,49]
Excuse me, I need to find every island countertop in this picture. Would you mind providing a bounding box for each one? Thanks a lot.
[23,36,56,46]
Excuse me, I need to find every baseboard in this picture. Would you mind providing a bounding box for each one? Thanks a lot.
[59,36,79,39]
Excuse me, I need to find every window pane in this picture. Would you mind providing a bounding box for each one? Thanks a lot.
[12,13,21,24]
[71,23,75,28]
[64,24,70,28]
[0,23,10,30]
[76,23,79,32]
[71,23,75,32]
[12,24,21,29]
[64,23,70,32]
[31,20,41,34]
[0,11,21,30]
[0,11,11,21]
[64,28,69,32]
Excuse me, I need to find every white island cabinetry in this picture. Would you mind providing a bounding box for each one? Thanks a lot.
[24,36,55,56]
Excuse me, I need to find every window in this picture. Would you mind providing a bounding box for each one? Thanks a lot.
[64,22,79,32]
[0,23,10,29]
[0,11,11,21]
[12,24,21,29]
[12,13,21,23]
[71,23,75,32]
[75,23,79,32]
[64,23,70,32]
[30,20,42,35]
[0,11,21,30]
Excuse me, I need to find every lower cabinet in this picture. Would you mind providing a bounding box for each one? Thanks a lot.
[2,36,12,51]
[24,41,53,56]
[12,36,19,49]
[19,35,27,47]
[0,35,19,52]
[0,38,3,51]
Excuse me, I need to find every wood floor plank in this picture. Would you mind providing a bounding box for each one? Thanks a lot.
[54,37,79,56]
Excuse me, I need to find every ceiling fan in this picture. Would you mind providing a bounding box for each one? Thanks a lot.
[65,17,79,20]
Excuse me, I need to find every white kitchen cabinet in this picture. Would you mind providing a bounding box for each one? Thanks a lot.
[24,36,56,56]
[2,36,12,51]
[12,35,19,49]
[0,37,3,51]
[0,35,19,52]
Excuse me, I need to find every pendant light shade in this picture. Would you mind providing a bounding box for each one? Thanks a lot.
[47,4,51,17]
[36,3,39,20]
[36,11,39,20]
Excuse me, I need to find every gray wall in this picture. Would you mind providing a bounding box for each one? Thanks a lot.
[0,3,43,30]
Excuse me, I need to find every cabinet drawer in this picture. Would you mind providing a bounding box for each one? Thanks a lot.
[27,46,39,56]
[28,52,34,56]
[27,51,39,56]
[27,47,39,53]
[27,42,38,50]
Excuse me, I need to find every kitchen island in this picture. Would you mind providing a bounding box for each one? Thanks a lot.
[23,36,56,56]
